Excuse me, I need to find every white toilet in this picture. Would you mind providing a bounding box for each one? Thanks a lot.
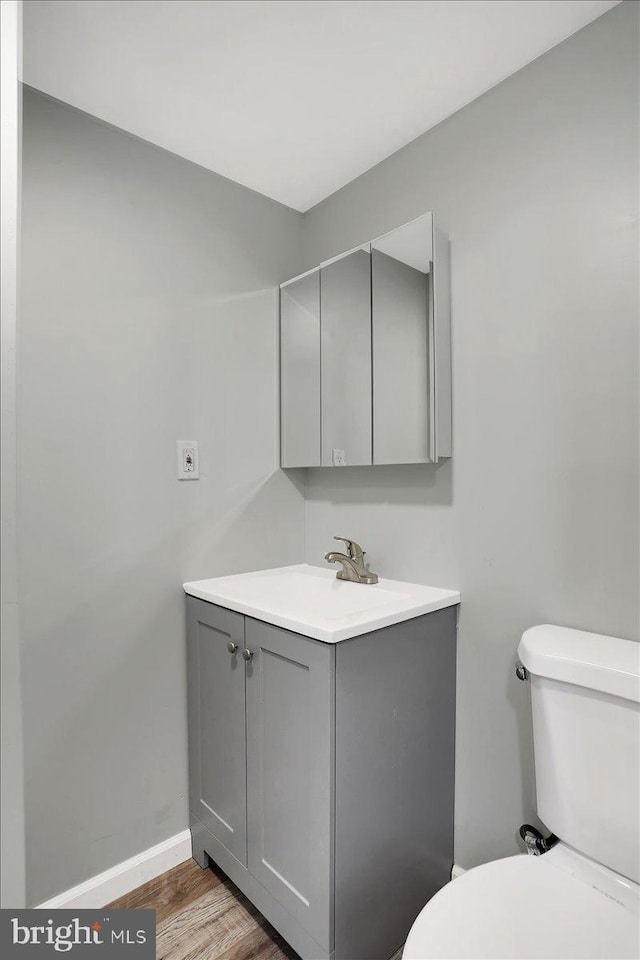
[403,624,640,960]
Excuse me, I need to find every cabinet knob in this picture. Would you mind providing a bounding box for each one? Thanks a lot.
[242,648,254,662]
[227,641,238,655]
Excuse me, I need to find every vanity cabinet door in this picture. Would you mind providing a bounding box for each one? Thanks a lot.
[245,619,335,952]
[187,598,247,866]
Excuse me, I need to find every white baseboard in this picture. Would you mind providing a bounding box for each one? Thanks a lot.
[36,829,193,909]
[451,863,466,879]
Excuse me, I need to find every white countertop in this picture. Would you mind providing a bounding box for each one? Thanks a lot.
[183,564,460,643]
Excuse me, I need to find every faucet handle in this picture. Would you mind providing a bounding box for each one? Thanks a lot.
[333,536,365,563]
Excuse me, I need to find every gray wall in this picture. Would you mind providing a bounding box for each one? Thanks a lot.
[1,0,26,908]
[301,1,639,869]
[19,88,305,905]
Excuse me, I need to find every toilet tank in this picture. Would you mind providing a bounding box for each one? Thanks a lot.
[518,625,640,884]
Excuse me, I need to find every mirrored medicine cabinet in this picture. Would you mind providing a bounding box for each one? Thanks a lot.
[280,212,451,468]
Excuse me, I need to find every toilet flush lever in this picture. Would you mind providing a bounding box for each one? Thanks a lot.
[515,660,529,681]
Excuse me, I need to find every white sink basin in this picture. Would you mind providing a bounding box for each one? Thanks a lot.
[184,564,459,643]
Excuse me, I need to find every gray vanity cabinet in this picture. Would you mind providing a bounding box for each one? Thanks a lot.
[186,602,247,865]
[245,618,334,951]
[187,596,457,960]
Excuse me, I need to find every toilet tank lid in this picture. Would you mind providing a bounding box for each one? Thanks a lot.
[518,625,640,702]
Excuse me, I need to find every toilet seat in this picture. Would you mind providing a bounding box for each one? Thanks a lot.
[403,845,640,960]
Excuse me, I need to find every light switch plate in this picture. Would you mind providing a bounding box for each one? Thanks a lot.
[177,440,199,480]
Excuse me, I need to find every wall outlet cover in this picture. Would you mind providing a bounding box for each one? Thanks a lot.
[177,440,199,480]
[332,448,347,466]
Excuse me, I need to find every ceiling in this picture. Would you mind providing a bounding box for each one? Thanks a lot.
[22,0,620,211]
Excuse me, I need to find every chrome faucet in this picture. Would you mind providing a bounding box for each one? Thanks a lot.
[324,537,378,584]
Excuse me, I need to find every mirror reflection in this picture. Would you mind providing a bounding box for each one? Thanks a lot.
[371,212,433,464]
[280,211,450,468]
[320,248,372,467]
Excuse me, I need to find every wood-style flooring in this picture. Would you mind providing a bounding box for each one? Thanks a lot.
[108,858,299,960]
[109,858,404,960]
